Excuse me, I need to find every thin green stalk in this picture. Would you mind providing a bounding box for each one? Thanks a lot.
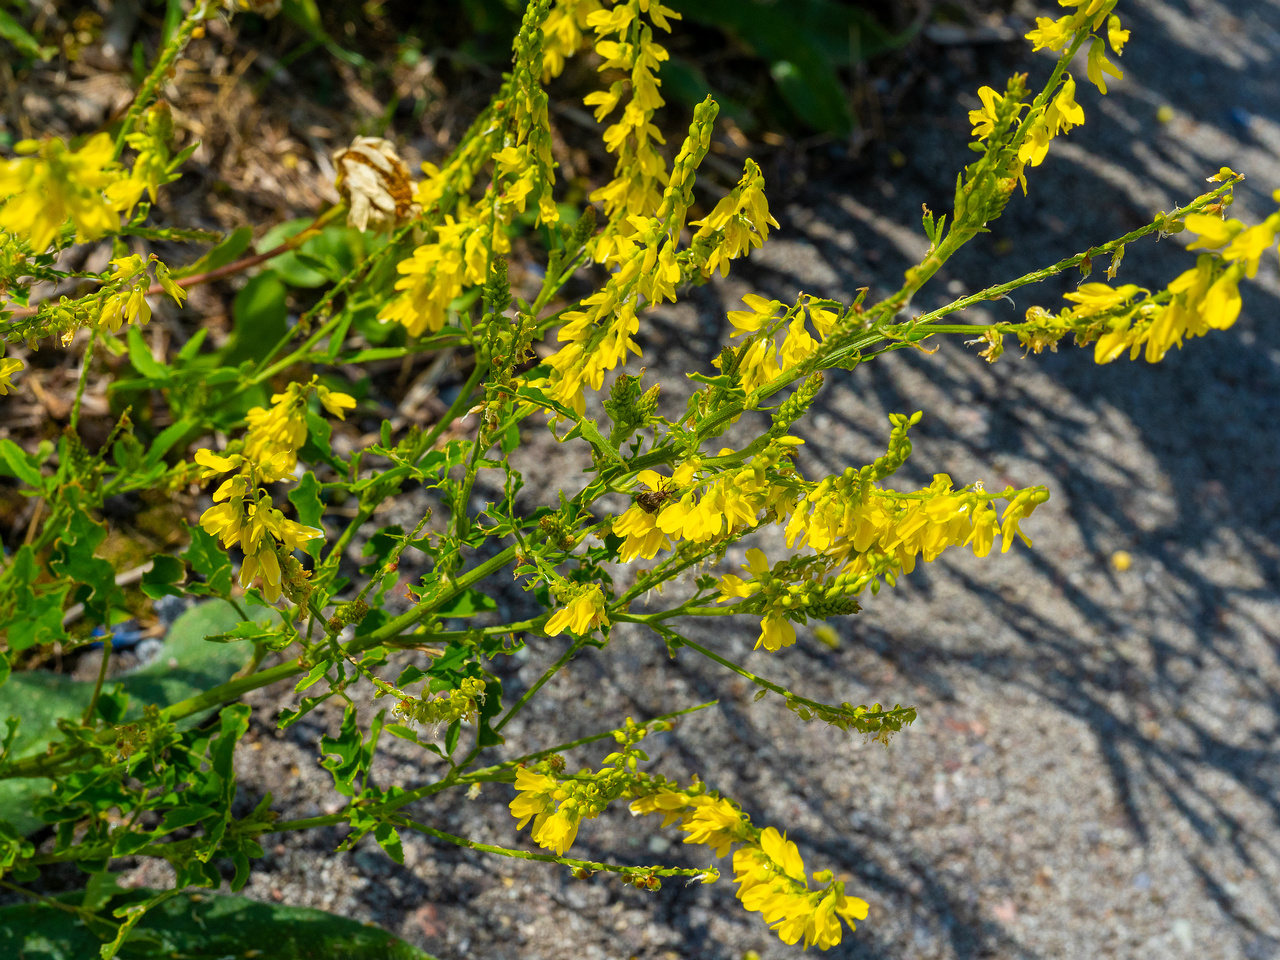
[908,179,1239,331]
[113,3,210,159]
[68,330,96,431]
[493,637,584,733]
[81,636,113,725]
[388,813,712,879]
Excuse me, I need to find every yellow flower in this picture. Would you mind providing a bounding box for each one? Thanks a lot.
[0,134,125,252]
[1184,214,1244,251]
[968,86,1004,140]
[758,615,796,652]
[316,384,357,419]
[1107,14,1130,54]
[545,584,609,637]
[1086,37,1122,94]
[678,796,748,858]
[1025,15,1074,52]
[509,767,557,829]
[0,357,24,395]
[1200,263,1244,330]
[1222,217,1280,278]
[1062,282,1142,316]
[726,294,781,337]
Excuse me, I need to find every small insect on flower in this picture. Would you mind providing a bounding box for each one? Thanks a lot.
[634,481,677,514]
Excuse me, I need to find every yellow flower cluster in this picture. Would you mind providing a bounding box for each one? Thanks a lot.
[707,474,1047,649]
[629,790,869,949]
[691,160,779,279]
[97,254,186,336]
[0,110,176,254]
[719,294,832,393]
[613,440,798,564]
[1017,197,1280,364]
[544,582,609,637]
[509,766,593,855]
[509,718,659,854]
[540,0,601,80]
[0,134,126,253]
[784,472,1047,570]
[969,2,1126,178]
[582,0,681,263]
[196,378,354,600]
[380,2,557,338]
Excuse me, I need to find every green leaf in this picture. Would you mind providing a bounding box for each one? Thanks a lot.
[140,555,185,600]
[0,439,44,489]
[0,545,67,652]
[0,889,434,960]
[143,417,199,467]
[374,822,404,865]
[0,601,269,834]
[223,272,288,365]
[319,704,363,797]
[436,589,497,618]
[182,522,233,597]
[0,9,50,60]
[127,326,168,379]
[171,225,253,279]
[48,511,119,626]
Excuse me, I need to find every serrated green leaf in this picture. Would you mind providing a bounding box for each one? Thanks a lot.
[140,555,185,600]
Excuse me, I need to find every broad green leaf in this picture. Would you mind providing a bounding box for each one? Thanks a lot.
[223,271,288,364]
[0,889,433,959]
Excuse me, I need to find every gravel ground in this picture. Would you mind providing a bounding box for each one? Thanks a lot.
[40,1,1280,958]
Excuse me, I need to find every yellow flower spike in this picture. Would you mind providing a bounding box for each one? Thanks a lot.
[1085,37,1122,94]
[0,356,25,396]
[0,133,124,252]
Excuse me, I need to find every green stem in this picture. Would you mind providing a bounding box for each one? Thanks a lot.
[493,637,583,733]
[113,3,209,159]
[68,330,97,431]
[81,636,113,725]
[387,813,713,879]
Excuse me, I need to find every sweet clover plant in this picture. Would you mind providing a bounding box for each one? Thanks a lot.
[0,0,1276,954]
